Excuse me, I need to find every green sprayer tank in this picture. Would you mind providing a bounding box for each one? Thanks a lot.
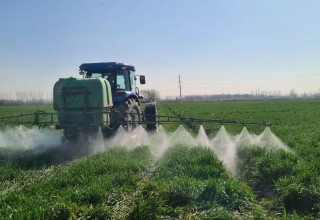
[53,77,113,139]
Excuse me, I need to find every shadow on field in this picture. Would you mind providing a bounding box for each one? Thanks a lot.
[0,141,94,169]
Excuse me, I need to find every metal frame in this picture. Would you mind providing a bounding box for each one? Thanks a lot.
[0,111,271,127]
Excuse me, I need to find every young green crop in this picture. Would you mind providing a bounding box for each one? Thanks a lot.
[128,146,259,219]
[0,105,54,128]
[157,100,320,218]
[1,100,320,219]
[0,146,151,219]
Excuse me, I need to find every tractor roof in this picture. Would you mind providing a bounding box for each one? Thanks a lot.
[79,62,135,73]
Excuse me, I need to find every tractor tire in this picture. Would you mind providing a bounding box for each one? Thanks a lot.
[63,126,79,141]
[104,98,142,136]
[103,109,120,137]
[85,126,101,144]
[126,98,142,131]
[63,125,101,144]
[144,102,157,132]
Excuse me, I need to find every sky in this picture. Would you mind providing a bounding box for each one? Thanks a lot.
[0,0,319,99]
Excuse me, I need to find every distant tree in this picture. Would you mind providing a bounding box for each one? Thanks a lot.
[140,89,160,102]
[289,89,298,99]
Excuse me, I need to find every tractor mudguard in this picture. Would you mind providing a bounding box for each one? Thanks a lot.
[112,91,140,104]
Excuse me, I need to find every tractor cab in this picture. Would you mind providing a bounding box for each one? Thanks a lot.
[79,62,145,104]
[78,62,155,135]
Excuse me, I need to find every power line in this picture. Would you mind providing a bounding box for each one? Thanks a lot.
[179,74,181,99]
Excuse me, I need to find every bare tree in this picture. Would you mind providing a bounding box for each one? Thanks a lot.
[140,89,160,102]
[290,89,298,99]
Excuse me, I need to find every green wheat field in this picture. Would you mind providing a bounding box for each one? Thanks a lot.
[0,100,319,219]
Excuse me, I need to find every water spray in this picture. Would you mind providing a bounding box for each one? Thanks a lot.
[0,122,288,175]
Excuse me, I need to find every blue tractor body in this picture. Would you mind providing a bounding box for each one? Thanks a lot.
[78,62,155,135]
[79,62,144,105]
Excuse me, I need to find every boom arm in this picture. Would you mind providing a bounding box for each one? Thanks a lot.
[0,111,271,128]
[154,115,271,127]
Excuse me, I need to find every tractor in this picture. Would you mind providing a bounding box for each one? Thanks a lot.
[0,62,271,142]
[53,62,157,141]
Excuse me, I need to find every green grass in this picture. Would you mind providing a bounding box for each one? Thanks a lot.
[159,100,320,219]
[1,100,320,219]
[0,105,54,128]
[0,146,151,219]
[0,105,53,117]
[128,146,257,219]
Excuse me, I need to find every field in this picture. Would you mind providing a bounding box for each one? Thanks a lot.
[0,100,320,219]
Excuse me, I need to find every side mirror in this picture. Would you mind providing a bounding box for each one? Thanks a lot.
[140,75,146,84]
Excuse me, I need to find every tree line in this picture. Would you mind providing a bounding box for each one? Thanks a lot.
[163,89,320,102]
[0,91,52,106]
[1,89,320,106]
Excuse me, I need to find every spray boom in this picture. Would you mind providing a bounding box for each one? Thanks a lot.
[154,115,272,127]
[0,111,271,128]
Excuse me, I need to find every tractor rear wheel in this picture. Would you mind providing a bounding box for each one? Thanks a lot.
[104,98,142,136]
[144,102,157,132]
[125,99,142,131]
[63,126,79,141]
[62,125,100,144]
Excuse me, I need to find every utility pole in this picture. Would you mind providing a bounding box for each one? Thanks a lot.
[178,74,182,100]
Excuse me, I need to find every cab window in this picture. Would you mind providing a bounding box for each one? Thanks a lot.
[91,73,102,78]
[130,70,136,92]
[116,70,130,90]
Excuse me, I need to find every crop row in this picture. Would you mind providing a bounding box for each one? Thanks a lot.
[159,100,320,218]
[0,146,151,219]
[1,100,319,219]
